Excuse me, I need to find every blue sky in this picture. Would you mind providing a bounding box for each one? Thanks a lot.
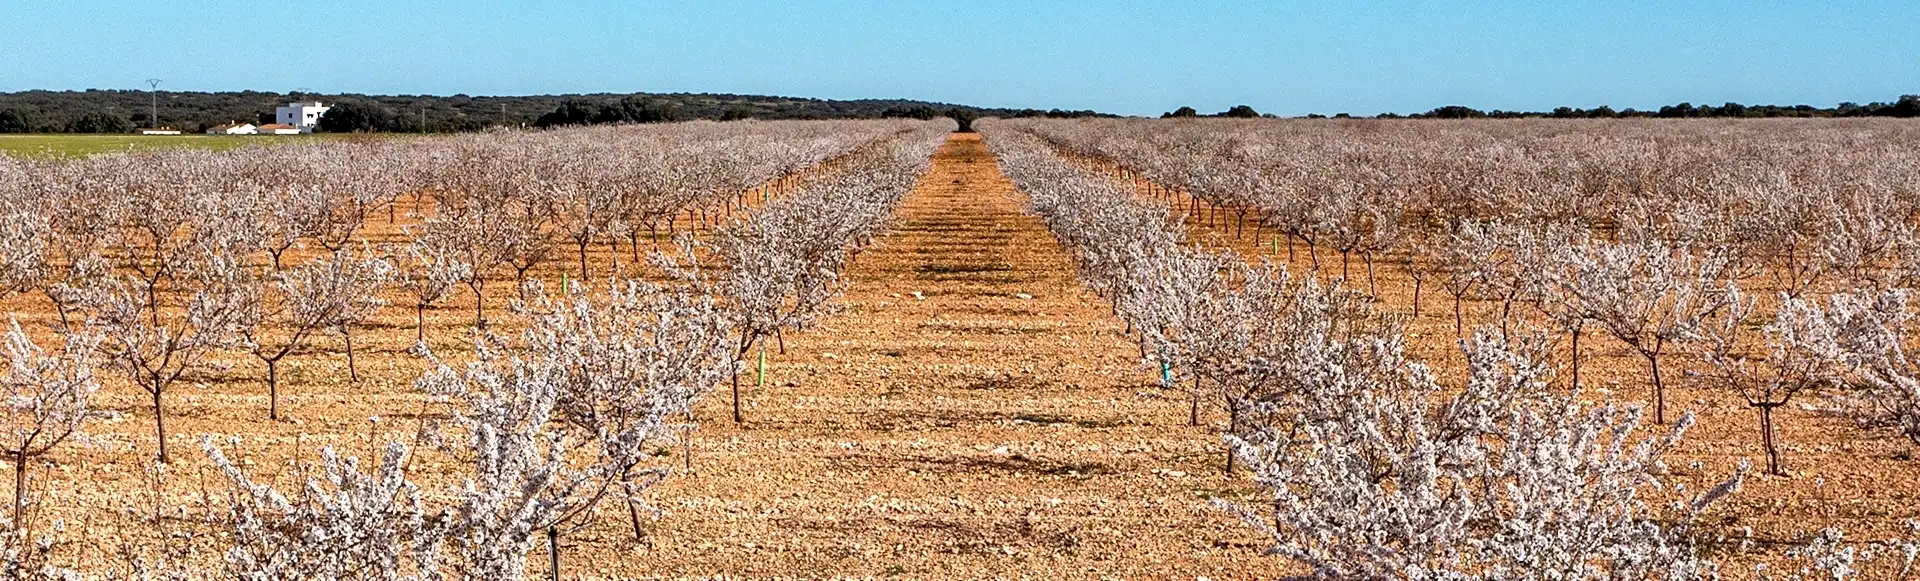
[2,0,1916,116]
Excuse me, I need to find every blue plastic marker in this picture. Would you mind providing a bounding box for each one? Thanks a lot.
[1160,348,1173,387]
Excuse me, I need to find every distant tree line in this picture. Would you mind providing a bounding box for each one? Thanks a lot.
[0,89,1080,134]
[530,96,685,128]
[1161,105,1267,118]
[529,99,1111,132]
[866,105,1108,132]
[1367,94,1920,120]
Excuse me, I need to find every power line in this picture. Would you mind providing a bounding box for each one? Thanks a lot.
[145,78,162,128]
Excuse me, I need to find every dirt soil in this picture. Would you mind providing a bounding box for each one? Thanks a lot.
[1095,160,1920,577]
[630,133,1285,578]
[18,133,1284,579]
[19,132,1918,579]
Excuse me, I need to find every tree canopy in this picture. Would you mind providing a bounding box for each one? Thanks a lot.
[1221,105,1260,118]
[65,111,134,133]
[0,109,33,133]
[317,101,396,133]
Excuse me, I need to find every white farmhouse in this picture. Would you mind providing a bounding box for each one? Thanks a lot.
[255,123,302,135]
[274,101,331,133]
[206,122,257,135]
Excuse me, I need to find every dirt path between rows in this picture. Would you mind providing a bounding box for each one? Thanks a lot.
[630,133,1286,578]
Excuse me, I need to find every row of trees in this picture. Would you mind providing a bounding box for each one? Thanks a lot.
[980,120,1751,578]
[1384,94,1920,119]
[1016,116,1920,472]
[0,109,134,134]
[531,96,684,128]
[1160,105,1263,118]
[2,118,921,459]
[982,117,1920,577]
[195,119,948,580]
[0,89,1038,134]
[0,118,952,577]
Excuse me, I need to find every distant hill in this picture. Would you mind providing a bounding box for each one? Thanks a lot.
[0,89,1109,133]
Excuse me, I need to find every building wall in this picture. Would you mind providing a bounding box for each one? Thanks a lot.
[274,103,332,133]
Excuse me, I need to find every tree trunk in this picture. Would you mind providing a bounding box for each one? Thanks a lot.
[416,303,427,345]
[344,327,359,383]
[1498,298,1515,338]
[50,293,71,332]
[12,450,25,531]
[1190,375,1201,426]
[472,284,486,329]
[1411,278,1424,319]
[730,369,743,424]
[578,242,591,281]
[1189,393,1199,427]
[152,382,168,464]
[1364,251,1378,297]
[547,526,561,581]
[1760,404,1783,476]
[267,359,279,421]
[1569,325,1582,391]
[1225,398,1239,474]
[1648,344,1666,425]
[625,485,647,543]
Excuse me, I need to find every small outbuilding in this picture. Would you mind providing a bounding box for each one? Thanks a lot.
[206,123,257,135]
[137,128,182,135]
[256,123,302,135]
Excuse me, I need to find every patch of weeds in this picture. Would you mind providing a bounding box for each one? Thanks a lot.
[916,263,1013,275]
[1191,486,1247,501]
[1010,413,1125,429]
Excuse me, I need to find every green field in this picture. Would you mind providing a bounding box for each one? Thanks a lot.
[0,133,356,157]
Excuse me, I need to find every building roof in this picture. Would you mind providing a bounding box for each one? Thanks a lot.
[256,123,297,129]
[210,123,254,130]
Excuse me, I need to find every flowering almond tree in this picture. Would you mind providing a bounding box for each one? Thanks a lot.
[205,277,734,579]
[0,320,97,530]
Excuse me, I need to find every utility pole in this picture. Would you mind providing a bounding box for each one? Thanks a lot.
[145,78,162,129]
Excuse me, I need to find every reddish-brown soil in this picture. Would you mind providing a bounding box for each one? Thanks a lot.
[630,133,1285,578]
[16,133,1285,579]
[1091,159,1920,577]
[14,132,1916,579]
